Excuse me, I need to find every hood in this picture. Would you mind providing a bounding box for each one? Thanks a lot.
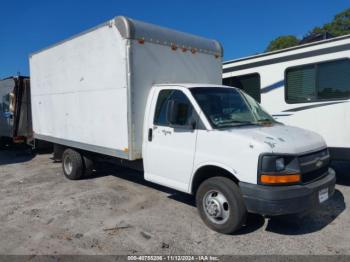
[225,124,326,155]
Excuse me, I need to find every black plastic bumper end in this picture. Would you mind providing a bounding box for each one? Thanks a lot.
[239,168,336,216]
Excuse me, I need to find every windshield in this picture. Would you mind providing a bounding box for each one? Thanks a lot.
[190,87,276,128]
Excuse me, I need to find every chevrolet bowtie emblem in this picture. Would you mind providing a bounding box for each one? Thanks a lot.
[316,160,323,168]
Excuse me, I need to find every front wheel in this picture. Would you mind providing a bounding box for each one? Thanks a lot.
[196,177,247,234]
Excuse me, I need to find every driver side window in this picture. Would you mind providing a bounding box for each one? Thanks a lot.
[154,89,193,126]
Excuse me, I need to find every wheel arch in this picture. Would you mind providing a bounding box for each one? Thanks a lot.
[190,163,239,194]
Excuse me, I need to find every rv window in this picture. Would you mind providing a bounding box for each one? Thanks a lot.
[286,65,317,103]
[286,59,350,103]
[318,59,350,99]
[223,73,261,102]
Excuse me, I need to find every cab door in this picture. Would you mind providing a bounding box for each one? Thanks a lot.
[143,89,198,192]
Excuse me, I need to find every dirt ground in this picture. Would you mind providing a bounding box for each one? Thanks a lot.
[0,148,349,255]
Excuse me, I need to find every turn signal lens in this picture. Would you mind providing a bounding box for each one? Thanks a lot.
[260,173,301,184]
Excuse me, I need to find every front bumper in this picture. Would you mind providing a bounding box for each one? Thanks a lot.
[239,168,336,216]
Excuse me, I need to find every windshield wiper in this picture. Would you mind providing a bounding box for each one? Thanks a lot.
[256,118,273,122]
[216,120,258,127]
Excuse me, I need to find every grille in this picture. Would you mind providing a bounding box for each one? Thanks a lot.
[299,149,330,184]
[302,166,328,184]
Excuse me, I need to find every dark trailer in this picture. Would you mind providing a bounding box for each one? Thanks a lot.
[0,76,33,148]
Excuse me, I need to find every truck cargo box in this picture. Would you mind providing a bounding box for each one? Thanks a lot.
[30,16,223,160]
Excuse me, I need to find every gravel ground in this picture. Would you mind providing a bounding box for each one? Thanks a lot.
[0,148,349,255]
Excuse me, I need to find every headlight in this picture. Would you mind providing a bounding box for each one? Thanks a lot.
[275,158,285,171]
[259,155,301,185]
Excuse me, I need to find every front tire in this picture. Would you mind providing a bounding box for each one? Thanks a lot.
[62,148,84,180]
[196,177,247,234]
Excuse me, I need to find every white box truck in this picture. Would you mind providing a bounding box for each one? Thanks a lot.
[30,16,336,234]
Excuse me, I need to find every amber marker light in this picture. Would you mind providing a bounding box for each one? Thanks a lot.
[171,44,178,51]
[260,173,301,184]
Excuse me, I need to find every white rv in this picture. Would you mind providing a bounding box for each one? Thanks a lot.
[30,16,335,234]
[223,35,350,161]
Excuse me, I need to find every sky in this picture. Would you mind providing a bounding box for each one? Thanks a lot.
[0,0,349,78]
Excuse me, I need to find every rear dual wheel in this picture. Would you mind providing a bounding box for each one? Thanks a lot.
[62,148,94,180]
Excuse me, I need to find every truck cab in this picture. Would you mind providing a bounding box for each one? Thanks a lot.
[143,84,336,234]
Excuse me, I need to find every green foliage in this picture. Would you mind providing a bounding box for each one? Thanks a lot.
[309,8,350,37]
[265,8,350,52]
[265,35,299,52]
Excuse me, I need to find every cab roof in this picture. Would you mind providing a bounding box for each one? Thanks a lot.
[153,83,235,89]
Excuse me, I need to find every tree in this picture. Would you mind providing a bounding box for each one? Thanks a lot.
[265,35,299,52]
[265,8,350,52]
[308,8,350,37]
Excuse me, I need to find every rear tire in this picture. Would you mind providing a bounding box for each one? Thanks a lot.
[196,177,247,234]
[62,148,84,180]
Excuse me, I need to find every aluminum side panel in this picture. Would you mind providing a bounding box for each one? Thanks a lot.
[30,25,130,157]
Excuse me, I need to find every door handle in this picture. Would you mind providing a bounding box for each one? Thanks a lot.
[148,128,153,142]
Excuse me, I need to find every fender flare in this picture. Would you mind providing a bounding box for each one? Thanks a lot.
[188,161,239,193]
